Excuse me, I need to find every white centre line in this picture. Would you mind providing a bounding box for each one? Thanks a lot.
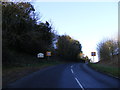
[71,65,73,68]
[75,77,84,90]
[71,69,74,73]
[70,65,84,89]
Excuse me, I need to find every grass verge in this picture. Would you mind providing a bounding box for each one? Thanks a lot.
[2,58,64,88]
[89,63,120,79]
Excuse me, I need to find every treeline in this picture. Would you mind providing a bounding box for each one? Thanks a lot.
[2,2,82,65]
[2,2,55,54]
[2,2,56,65]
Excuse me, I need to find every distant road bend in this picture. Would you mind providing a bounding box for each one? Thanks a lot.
[7,63,120,88]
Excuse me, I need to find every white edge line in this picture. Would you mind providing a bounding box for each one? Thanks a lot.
[75,78,84,90]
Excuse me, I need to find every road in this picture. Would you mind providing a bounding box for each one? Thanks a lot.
[6,63,120,88]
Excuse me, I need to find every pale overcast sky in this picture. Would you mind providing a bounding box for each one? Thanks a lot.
[31,2,118,62]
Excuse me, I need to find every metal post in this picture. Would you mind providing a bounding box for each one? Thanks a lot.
[48,56,49,60]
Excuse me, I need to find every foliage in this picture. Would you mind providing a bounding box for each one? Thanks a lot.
[2,2,82,64]
[2,2,56,64]
[56,35,82,61]
[97,39,118,61]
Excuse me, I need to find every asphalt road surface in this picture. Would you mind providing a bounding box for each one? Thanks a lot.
[6,63,120,89]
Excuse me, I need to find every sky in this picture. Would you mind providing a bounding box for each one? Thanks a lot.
[31,2,118,62]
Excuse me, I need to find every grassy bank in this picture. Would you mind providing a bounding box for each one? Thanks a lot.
[2,54,65,88]
[89,62,120,79]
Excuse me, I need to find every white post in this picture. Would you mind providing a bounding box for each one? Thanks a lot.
[93,56,94,62]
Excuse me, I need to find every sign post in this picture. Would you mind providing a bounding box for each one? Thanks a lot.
[91,52,96,61]
[46,51,51,60]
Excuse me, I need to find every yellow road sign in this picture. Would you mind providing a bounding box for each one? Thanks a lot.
[46,51,51,56]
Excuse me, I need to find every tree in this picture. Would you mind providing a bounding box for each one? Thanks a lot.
[2,2,56,64]
[2,2,35,34]
[2,2,36,50]
[56,35,82,61]
[18,22,55,55]
[97,39,118,61]
[2,2,55,52]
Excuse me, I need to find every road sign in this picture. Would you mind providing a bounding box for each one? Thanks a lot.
[46,51,51,56]
[91,52,96,56]
[37,53,44,58]
[91,52,96,62]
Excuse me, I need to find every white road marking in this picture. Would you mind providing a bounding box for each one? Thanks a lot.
[70,65,84,89]
[71,65,73,68]
[75,77,84,90]
[71,69,74,73]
